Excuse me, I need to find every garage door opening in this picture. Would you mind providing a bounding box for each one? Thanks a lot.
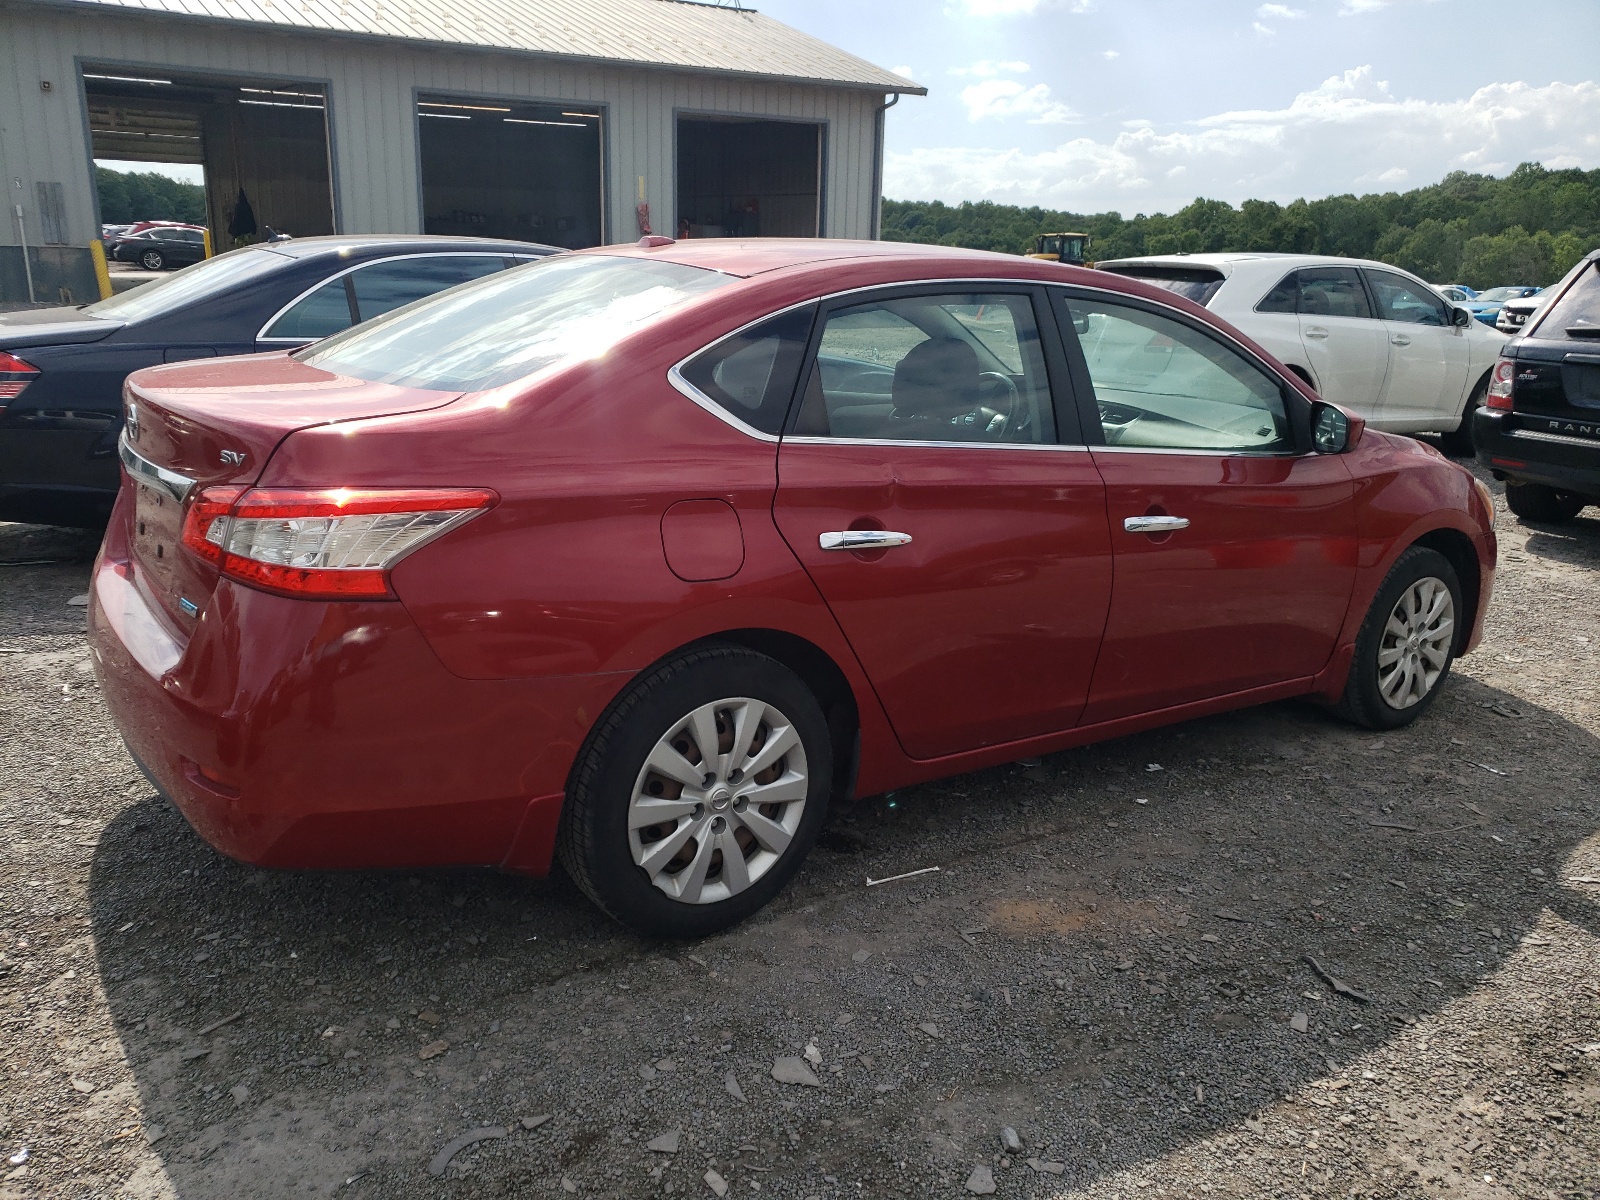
[676,116,821,239]
[84,67,335,245]
[418,96,604,248]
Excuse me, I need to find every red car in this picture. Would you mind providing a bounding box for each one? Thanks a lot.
[90,239,1496,937]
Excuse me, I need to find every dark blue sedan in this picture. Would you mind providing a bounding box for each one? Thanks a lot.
[0,235,556,526]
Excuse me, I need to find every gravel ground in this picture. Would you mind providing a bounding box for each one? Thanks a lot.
[2,461,1597,1200]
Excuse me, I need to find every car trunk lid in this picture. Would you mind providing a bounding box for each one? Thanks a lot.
[118,352,462,626]
[0,306,123,349]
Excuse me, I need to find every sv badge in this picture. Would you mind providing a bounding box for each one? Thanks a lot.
[220,449,247,466]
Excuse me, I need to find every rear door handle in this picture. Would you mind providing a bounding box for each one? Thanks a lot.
[820,530,913,551]
[1303,327,1329,340]
[1390,334,1411,346]
[1123,515,1190,534]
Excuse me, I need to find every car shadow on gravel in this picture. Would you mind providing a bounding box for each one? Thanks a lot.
[83,670,1600,1197]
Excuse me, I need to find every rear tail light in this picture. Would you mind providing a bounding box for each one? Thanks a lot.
[0,351,39,403]
[1485,358,1515,411]
[180,486,496,599]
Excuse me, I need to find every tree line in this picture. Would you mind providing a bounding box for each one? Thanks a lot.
[881,162,1600,289]
[96,167,206,226]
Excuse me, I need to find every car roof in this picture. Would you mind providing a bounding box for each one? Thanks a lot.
[580,237,1016,278]
[1095,252,1418,280]
[260,234,558,260]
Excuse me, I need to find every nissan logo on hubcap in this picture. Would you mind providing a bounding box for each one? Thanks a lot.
[709,787,733,811]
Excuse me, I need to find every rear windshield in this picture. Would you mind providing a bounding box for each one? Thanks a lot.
[82,247,285,321]
[296,255,733,391]
[1096,265,1225,307]
[1531,261,1600,339]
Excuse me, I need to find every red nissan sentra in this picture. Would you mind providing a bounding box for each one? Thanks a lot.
[90,238,1496,936]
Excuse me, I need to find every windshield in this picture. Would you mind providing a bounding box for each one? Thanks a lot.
[297,254,734,392]
[83,248,285,322]
[1532,261,1600,339]
[1477,287,1530,303]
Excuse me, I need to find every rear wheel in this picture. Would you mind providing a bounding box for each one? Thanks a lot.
[558,646,831,938]
[1336,547,1462,730]
[1503,481,1587,524]
[139,249,166,271]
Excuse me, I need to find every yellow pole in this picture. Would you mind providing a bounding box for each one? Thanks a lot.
[203,228,214,259]
[89,238,112,301]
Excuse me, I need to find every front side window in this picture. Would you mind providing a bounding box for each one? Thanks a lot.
[1365,269,1448,326]
[791,292,1056,445]
[1064,296,1291,453]
[677,306,815,435]
[297,254,732,392]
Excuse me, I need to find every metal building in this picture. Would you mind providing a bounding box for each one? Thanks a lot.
[0,0,923,303]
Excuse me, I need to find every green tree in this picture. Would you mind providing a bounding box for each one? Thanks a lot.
[96,167,206,226]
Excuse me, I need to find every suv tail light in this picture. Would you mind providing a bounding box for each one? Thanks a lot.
[180,486,496,599]
[1485,357,1515,411]
[0,351,39,404]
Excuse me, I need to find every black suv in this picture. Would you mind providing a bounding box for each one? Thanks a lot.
[1475,248,1600,523]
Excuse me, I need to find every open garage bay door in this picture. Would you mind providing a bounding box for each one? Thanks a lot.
[84,69,335,241]
[676,116,821,239]
[418,96,604,248]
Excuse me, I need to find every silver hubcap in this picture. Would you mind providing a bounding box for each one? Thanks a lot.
[628,697,808,905]
[1377,576,1454,710]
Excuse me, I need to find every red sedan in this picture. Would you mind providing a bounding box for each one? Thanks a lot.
[90,239,1496,937]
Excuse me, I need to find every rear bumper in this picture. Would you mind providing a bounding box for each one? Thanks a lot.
[88,519,627,874]
[1474,409,1600,499]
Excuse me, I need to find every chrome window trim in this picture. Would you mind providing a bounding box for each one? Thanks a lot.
[667,364,781,443]
[783,435,1090,452]
[254,251,533,344]
[118,432,195,502]
[1091,444,1296,458]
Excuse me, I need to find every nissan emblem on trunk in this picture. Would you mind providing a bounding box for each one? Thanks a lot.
[220,449,246,466]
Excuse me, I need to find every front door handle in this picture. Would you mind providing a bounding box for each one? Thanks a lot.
[1303,326,1329,340]
[820,530,913,551]
[1390,334,1412,346]
[1123,515,1190,534]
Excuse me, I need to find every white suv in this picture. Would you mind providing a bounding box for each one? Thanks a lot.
[1095,254,1508,450]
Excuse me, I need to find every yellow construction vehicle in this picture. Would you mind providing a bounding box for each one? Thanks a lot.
[1028,232,1091,266]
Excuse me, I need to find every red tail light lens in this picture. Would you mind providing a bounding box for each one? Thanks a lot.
[180,486,496,599]
[1485,358,1516,411]
[0,351,39,402]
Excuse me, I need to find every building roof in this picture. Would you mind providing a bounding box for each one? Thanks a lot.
[35,0,925,94]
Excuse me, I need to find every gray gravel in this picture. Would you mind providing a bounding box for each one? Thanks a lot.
[2,462,1597,1200]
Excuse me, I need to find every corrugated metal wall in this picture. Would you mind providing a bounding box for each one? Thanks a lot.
[0,1,886,258]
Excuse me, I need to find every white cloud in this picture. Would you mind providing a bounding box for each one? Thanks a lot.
[1339,0,1391,12]
[1101,49,1120,60]
[960,79,1080,125]
[948,60,1031,77]
[890,65,917,80]
[1256,3,1307,17]
[1253,21,1275,35]
[886,69,1600,213]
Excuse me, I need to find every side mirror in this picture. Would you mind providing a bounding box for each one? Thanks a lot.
[1452,306,1473,328]
[1071,312,1091,334]
[1311,402,1351,454]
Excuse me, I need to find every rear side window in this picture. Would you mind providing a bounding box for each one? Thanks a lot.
[266,255,515,341]
[1256,267,1371,318]
[1099,266,1225,307]
[677,307,815,436]
[1532,261,1600,339]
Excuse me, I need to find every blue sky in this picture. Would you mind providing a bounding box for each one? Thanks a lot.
[759,0,1600,215]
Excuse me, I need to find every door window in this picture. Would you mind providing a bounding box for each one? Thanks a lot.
[1365,269,1448,326]
[1064,296,1292,452]
[792,292,1056,444]
[677,306,815,435]
[263,254,512,341]
[1256,268,1371,318]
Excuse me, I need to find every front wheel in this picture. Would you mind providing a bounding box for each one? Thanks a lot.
[558,646,832,938]
[1439,376,1487,457]
[139,249,166,271]
[1503,481,1587,524]
[1336,547,1462,730]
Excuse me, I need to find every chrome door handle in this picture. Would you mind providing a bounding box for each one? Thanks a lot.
[1390,334,1411,346]
[1303,327,1329,340]
[1123,515,1190,534]
[819,530,913,551]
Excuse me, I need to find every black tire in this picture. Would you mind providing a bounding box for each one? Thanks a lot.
[557,645,832,938]
[1438,375,1487,457]
[1335,546,1463,730]
[139,249,166,271]
[1503,480,1587,524]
